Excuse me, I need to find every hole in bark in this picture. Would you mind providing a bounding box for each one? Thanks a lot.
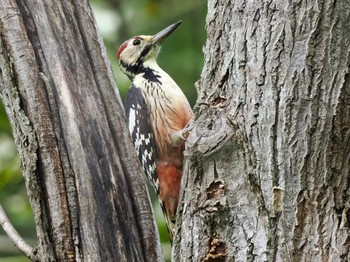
[203,237,227,262]
[211,96,227,108]
[206,180,225,199]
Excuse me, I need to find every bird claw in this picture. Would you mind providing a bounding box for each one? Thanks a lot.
[170,120,193,146]
[179,120,193,141]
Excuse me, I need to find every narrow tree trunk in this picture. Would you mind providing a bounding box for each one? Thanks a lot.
[174,0,350,261]
[0,1,162,261]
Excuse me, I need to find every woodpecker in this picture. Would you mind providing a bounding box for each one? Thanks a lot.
[117,21,192,240]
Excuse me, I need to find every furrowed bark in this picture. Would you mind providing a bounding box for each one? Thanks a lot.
[0,0,162,261]
[174,0,350,261]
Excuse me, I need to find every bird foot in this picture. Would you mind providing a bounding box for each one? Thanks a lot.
[179,125,191,141]
[170,121,193,146]
[179,119,194,141]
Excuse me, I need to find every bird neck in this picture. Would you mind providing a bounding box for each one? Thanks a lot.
[139,58,163,84]
[142,57,160,71]
[121,57,162,80]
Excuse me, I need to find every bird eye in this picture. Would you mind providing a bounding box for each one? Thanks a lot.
[133,38,141,46]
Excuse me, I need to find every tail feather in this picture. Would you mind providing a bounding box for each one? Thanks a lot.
[160,200,175,242]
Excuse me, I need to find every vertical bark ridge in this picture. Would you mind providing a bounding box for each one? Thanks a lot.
[175,0,350,261]
[0,0,162,261]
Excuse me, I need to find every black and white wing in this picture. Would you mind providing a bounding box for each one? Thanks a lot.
[125,84,158,192]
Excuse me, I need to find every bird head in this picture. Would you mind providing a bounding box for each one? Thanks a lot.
[117,21,182,78]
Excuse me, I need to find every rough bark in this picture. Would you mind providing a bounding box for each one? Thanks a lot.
[0,1,162,261]
[174,0,350,261]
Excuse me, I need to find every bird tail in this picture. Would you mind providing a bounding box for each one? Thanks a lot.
[159,200,175,242]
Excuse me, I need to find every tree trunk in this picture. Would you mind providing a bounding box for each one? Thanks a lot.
[0,1,162,261]
[174,0,350,261]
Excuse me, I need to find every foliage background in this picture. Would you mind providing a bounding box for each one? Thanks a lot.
[0,0,206,261]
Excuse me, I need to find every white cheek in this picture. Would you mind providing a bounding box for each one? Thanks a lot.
[124,48,141,64]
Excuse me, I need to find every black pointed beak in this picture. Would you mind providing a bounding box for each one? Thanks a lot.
[151,21,182,45]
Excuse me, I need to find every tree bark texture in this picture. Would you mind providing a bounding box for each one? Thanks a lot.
[0,1,162,261]
[174,0,350,261]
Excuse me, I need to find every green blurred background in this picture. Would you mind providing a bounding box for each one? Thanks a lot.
[0,0,206,261]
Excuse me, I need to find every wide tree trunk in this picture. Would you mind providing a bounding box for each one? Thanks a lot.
[0,0,162,261]
[174,0,350,261]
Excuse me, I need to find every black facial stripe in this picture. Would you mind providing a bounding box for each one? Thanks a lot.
[120,60,139,76]
[120,60,162,84]
[137,45,153,63]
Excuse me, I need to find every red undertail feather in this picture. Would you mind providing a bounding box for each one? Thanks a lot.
[157,161,182,221]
